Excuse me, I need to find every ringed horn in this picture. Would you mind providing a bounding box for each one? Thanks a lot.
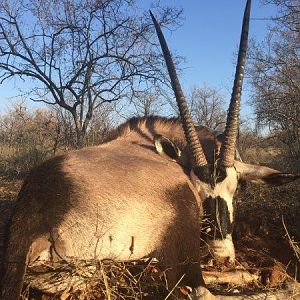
[150,11,208,168]
[150,0,252,170]
[220,0,252,167]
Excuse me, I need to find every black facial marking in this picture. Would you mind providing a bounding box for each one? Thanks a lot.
[215,165,227,184]
[202,196,232,240]
[193,165,213,185]
[193,164,227,187]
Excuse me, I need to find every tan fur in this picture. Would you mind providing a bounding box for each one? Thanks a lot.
[1,117,297,300]
[0,117,214,299]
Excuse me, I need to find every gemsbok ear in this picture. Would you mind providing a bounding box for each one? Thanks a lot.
[234,161,300,186]
[154,135,181,161]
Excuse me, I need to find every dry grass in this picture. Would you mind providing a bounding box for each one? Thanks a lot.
[0,175,21,201]
[0,145,51,178]
[21,248,298,299]
[23,259,171,300]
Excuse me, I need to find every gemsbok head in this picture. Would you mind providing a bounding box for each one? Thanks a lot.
[150,0,299,265]
[1,0,299,299]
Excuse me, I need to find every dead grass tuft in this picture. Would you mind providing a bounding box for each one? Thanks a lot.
[23,259,170,300]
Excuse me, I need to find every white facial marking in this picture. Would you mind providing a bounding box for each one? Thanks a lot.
[207,234,235,262]
[190,167,238,223]
[190,167,238,261]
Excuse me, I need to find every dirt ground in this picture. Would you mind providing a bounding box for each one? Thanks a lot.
[236,180,300,277]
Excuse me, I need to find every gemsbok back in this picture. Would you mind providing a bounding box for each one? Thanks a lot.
[1,0,299,299]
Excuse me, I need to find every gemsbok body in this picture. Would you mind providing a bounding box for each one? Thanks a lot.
[1,1,299,299]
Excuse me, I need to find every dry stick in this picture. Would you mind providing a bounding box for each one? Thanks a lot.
[282,216,300,262]
[282,215,300,300]
[203,270,259,286]
[99,260,111,300]
[164,273,185,300]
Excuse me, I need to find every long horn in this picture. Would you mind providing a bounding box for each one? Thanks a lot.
[150,11,208,167]
[220,0,251,167]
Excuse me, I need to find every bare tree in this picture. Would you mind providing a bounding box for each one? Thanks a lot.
[130,90,168,117]
[85,102,115,145]
[248,0,299,159]
[0,0,181,147]
[189,85,227,131]
[52,107,77,151]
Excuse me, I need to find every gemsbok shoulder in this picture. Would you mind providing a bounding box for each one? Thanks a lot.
[1,0,299,299]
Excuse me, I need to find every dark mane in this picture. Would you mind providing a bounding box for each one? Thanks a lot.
[102,116,182,144]
[101,116,219,164]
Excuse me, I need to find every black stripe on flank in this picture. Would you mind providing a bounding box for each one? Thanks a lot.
[202,196,233,240]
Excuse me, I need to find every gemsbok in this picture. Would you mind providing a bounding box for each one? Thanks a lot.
[1,0,299,299]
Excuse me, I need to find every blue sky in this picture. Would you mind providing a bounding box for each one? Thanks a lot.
[0,0,277,119]
[146,0,277,121]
